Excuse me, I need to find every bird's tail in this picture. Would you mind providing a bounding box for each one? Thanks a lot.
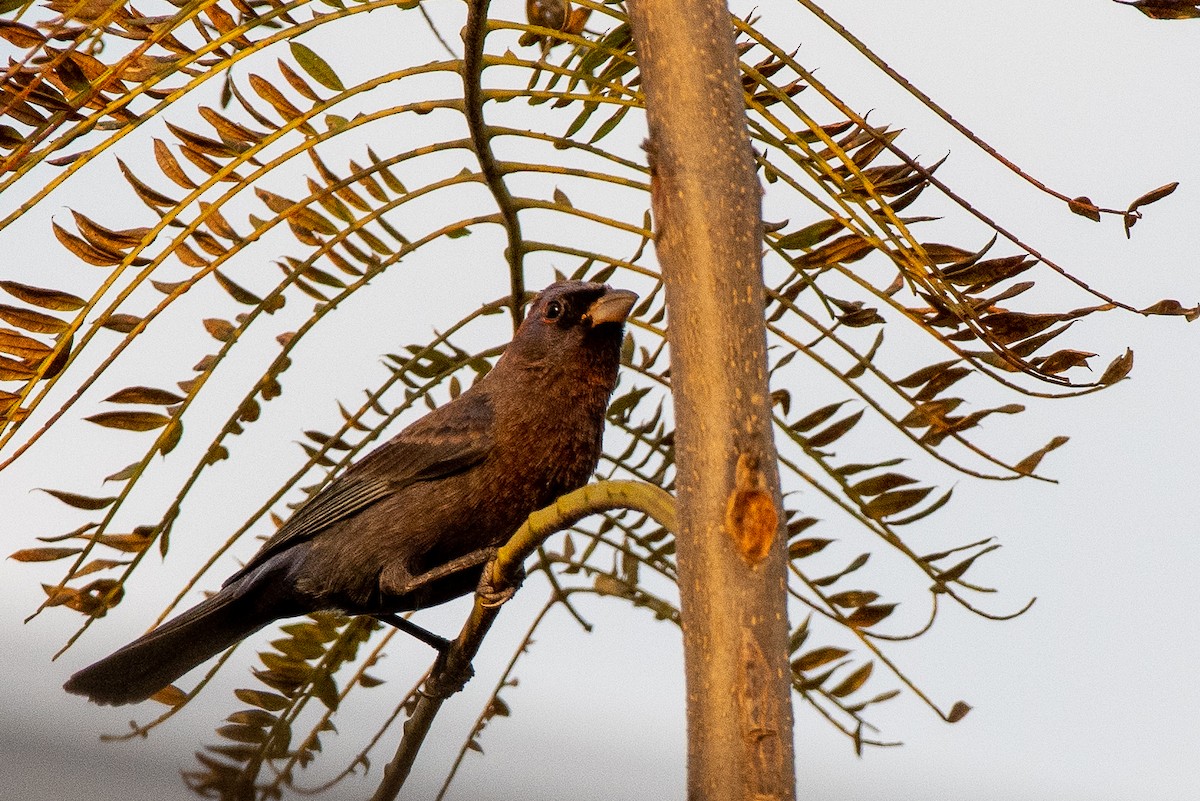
[63,584,282,706]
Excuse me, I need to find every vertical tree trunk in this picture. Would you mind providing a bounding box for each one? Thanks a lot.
[626,2,797,800]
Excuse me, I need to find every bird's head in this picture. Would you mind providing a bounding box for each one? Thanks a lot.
[498,281,638,383]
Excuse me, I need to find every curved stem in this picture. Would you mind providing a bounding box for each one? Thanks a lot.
[369,480,675,801]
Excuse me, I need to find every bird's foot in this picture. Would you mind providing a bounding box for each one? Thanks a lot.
[476,556,525,608]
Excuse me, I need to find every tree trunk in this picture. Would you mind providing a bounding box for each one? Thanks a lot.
[626,2,797,800]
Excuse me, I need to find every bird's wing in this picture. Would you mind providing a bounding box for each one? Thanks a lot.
[224,392,494,585]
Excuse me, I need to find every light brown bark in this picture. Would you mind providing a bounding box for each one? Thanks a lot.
[626,2,797,799]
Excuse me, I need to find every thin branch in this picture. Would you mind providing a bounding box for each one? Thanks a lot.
[463,0,526,327]
[369,480,676,801]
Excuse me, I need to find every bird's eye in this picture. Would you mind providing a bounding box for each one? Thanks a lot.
[544,300,563,321]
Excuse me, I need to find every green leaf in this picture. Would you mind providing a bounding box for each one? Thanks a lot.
[289,42,346,92]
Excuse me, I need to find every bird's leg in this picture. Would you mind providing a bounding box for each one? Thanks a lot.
[374,548,503,654]
[372,613,451,653]
[382,547,498,597]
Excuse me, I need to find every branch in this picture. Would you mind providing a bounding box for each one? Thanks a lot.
[463,0,527,326]
[368,479,676,801]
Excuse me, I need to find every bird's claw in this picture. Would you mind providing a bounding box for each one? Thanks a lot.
[476,559,524,608]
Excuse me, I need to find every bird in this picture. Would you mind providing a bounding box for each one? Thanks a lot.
[64,280,638,705]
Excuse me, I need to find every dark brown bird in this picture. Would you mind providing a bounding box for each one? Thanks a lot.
[64,281,637,705]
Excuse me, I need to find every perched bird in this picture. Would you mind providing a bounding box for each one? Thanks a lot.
[65,281,637,705]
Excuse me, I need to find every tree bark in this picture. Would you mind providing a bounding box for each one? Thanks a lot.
[626,2,797,800]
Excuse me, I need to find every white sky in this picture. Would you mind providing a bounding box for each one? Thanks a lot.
[1,1,1198,800]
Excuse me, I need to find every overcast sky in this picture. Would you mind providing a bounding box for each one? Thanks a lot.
[2,1,1198,800]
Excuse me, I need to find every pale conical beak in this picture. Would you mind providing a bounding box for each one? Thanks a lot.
[585,288,638,326]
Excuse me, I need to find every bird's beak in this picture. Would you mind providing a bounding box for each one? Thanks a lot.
[585,288,638,327]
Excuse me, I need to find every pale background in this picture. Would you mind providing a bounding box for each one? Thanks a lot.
[1,1,1197,799]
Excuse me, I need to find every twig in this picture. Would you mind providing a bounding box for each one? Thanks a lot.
[368,480,676,801]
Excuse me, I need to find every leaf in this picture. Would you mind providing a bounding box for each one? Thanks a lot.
[947,701,972,722]
[791,400,848,433]
[0,19,46,48]
[1098,348,1134,385]
[92,529,156,553]
[39,489,117,510]
[289,42,346,92]
[160,418,183,455]
[1113,0,1200,19]
[0,328,52,360]
[214,271,264,306]
[805,409,863,448]
[845,603,896,629]
[1067,196,1101,221]
[75,558,130,577]
[792,646,849,672]
[9,546,82,562]
[1128,180,1179,211]
[1140,299,1200,322]
[788,617,810,654]
[793,234,873,269]
[1035,349,1096,375]
[788,537,832,559]
[204,318,236,342]
[0,389,21,416]
[118,158,179,209]
[153,139,198,189]
[103,386,185,405]
[940,255,1034,290]
[248,73,313,134]
[936,547,997,584]
[785,516,818,539]
[0,281,85,312]
[590,104,630,144]
[827,590,880,609]
[0,304,67,334]
[864,487,933,520]
[216,724,268,744]
[53,221,128,267]
[830,662,873,698]
[980,311,1068,345]
[888,487,953,526]
[897,359,960,389]
[849,472,916,497]
[0,355,36,380]
[85,411,171,432]
[101,314,142,333]
[1013,435,1070,476]
[813,553,869,587]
